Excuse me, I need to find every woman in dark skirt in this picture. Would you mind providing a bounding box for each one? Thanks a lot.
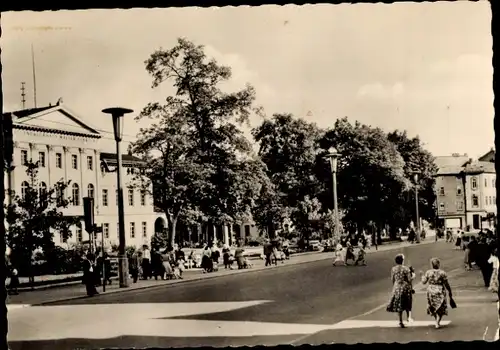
[387,254,414,328]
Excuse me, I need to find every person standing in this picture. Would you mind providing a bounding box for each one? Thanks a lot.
[476,237,494,288]
[141,245,151,280]
[82,253,99,297]
[263,241,272,267]
[420,257,454,329]
[128,251,140,283]
[386,254,413,328]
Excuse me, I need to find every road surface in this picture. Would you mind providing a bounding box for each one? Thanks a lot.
[7,241,499,349]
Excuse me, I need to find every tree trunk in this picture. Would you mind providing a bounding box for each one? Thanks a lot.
[169,218,177,248]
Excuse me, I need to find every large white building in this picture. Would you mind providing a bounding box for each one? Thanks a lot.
[3,102,167,249]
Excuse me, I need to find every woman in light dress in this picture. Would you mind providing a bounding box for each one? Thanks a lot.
[420,257,454,329]
[488,248,499,296]
[386,254,414,328]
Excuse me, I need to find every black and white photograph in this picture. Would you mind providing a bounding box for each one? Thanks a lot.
[1,1,499,349]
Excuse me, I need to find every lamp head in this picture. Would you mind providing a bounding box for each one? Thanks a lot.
[102,107,133,142]
[328,147,338,158]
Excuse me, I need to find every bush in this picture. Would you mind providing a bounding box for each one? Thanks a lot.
[246,236,267,246]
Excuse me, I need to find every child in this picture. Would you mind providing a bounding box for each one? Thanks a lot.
[333,243,346,266]
[177,258,185,279]
[354,242,367,266]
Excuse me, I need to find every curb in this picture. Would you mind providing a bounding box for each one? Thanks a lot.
[19,240,435,307]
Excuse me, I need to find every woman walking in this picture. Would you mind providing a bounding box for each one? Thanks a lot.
[421,257,454,329]
[386,254,414,328]
[488,248,499,296]
[161,248,175,279]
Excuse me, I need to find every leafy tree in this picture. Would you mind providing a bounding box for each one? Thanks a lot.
[291,195,323,245]
[252,176,285,238]
[320,209,345,241]
[130,112,213,248]
[387,130,438,227]
[252,113,325,227]
[319,118,409,232]
[141,38,260,235]
[5,161,78,278]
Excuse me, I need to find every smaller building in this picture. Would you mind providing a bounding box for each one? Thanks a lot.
[434,154,496,231]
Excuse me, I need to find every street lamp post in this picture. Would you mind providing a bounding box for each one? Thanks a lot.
[326,147,340,242]
[103,107,133,288]
[412,171,421,244]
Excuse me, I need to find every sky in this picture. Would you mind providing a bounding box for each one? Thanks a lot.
[1,1,494,158]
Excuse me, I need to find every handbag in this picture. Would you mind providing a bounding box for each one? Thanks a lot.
[449,296,457,309]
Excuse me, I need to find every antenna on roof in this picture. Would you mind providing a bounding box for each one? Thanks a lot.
[57,97,63,105]
[20,82,26,109]
[31,44,37,108]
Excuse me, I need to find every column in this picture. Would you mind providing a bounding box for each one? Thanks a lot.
[46,145,52,188]
[224,224,229,246]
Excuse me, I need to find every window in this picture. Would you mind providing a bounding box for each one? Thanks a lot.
[21,181,29,199]
[490,196,493,205]
[76,225,83,243]
[72,183,80,206]
[102,189,108,206]
[485,196,489,206]
[87,156,93,170]
[39,182,47,205]
[130,222,135,238]
[56,153,62,168]
[128,188,134,206]
[140,190,146,206]
[439,187,445,196]
[60,232,67,243]
[457,201,464,211]
[71,154,78,169]
[21,150,28,165]
[87,184,95,199]
[485,178,488,187]
[472,195,479,207]
[456,187,462,196]
[103,223,110,239]
[471,177,478,190]
[142,222,147,238]
[493,179,496,188]
[38,152,46,167]
[438,203,445,212]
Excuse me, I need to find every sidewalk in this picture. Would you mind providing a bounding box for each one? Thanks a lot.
[6,239,435,307]
[5,239,410,289]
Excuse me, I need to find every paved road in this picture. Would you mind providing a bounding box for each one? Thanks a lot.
[7,241,499,349]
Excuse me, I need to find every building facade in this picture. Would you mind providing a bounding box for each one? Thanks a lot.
[3,103,166,249]
[435,154,496,231]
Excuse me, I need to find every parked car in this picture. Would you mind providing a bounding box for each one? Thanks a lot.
[308,240,322,251]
